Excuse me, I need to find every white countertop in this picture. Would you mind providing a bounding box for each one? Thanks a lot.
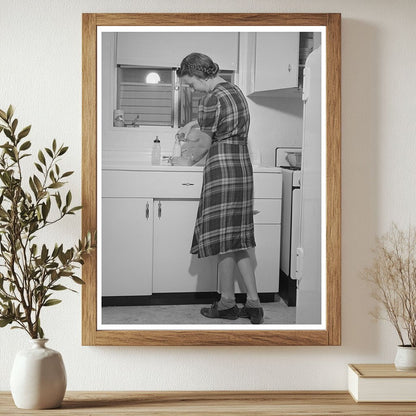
[102,162,281,173]
[102,149,281,173]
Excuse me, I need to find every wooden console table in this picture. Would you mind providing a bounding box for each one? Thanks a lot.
[1,391,416,415]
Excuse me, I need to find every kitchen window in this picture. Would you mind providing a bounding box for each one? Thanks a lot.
[116,66,234,128]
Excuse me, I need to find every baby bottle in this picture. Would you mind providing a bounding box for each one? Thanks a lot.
[151,136,161,165]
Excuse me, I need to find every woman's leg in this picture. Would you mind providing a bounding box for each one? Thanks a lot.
[200,252,238,319]
[235,250,264,324]
[217,252,236,300]
[234,250,259,301]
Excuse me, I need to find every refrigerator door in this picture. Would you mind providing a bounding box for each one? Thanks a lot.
[280,169,294,276]
[290,187,301,280]
[296,46,322,325]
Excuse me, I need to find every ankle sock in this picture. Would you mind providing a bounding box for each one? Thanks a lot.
[217,296,236,311]
[246,298,262,308]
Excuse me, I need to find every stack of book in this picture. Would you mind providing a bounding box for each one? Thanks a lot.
[348,364,416,402]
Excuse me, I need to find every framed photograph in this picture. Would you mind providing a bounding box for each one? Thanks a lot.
[82,13,341,346]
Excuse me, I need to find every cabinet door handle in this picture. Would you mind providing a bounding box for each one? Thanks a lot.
[253,210,260,215]
[288,64,292,72]
[145,202,149,219]
[158,201,162,218]
[182,183,194,186]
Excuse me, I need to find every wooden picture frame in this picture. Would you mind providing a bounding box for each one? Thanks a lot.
[82,13,341,346]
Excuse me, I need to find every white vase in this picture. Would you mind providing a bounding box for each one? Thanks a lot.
[10,338,67,409]
[394,345,416,371]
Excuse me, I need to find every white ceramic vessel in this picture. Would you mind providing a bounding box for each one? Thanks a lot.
[10,339,66,409]
[394,345,416,371]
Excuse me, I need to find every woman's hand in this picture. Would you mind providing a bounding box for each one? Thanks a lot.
[177,120,199,140]
[170,156,194,166]
[181,129,212,163]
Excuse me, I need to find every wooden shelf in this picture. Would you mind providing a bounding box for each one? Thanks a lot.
[1,391,416,415]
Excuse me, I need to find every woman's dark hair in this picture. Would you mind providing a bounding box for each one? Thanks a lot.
[176,52,219,79]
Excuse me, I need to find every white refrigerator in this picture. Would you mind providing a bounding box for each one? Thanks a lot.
[295,46,322,325]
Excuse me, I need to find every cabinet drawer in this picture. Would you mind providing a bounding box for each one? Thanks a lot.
[102,170,281,199]
[253,199,281,224]
[253,172,282,198]
[102,170,203,198]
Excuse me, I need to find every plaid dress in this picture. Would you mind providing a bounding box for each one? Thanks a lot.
[190,82,256,258]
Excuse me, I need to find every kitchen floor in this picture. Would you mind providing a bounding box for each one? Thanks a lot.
[101,300,296,325]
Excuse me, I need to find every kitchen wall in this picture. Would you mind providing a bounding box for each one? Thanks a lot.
[101,32,303,167]
[1,0,416,391]
[248,97,303,166]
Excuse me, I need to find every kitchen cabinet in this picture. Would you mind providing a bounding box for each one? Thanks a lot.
[246,32,300,95]
[152,199,217,293]
[101,167,282,303]
[116,32,239,70]
[102,197,153,296]
[233,174,282,294]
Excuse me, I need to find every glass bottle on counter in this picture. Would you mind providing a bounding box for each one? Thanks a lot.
[151,136,161,165]
[172,133,182,158]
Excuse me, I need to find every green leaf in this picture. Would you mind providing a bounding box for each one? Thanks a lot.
[52,139,57,152]
[54,244,63,258]
[11,118,18,133]
[71,276,85,285]
[4,129,13,140]
[41,202,50,221]
[69,206,82,214]
[33,175,43,192]
[45,148,53,158]
[6,105,14,122]
[0,109,7,121]
[43,299,62,307]
[0,317,13,327]
[38,150,46,165]
[34,163,43,173]
[19,140,31,151]
[41,244,48,262]
[58,271,73,277]
[58,250,67,264]
[48,182,64,189]
[29,177,38,197]
[50,285,68,291]
[55,192,62,208]
[38,325,44,339]
[65,191,72,207]
[51,244,59,258]
[58,146,68,156]
[17,125,31,140]
[61,171,74,178]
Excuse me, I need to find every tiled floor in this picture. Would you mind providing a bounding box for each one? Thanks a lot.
[102,300,296,325]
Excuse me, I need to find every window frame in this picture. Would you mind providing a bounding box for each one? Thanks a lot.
[115,66,236,129]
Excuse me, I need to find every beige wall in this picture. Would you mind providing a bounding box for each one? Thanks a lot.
[1,0,416,390]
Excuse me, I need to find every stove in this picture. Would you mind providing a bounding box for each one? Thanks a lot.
[275,147,302,306]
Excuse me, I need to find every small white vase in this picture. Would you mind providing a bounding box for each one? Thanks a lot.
[10,338,67,409]
[394,345,416,371]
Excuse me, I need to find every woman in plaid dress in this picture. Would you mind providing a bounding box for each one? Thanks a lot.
[177,53,264,324]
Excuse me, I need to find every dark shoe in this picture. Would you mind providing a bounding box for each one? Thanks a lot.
[200,302,239,320]
[239,306,264,324]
